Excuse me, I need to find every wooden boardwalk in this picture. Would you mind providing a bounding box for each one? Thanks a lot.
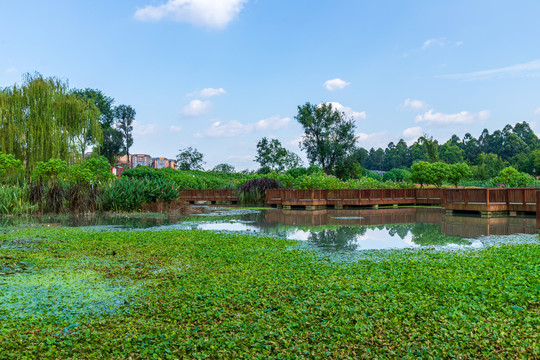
[177,188,540,225]
[178,189,238,204]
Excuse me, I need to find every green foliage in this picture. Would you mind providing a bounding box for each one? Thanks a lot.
[212,163,236,173]
[114,104,136,160]
[255,137,303,172]
[0,184,37,214]
[0,227,538,358]
[0,73,102,174]
[176,147,205,171]
[493,166,535,188]
[33,159,69,183]
[295,102,357,174]
[0,152,22,181]
[82,156,115,183]
[447,163,472,187]
[103,178,179,212]
[383,168,411,182]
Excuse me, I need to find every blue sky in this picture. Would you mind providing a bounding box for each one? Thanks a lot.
[1,0,540,170]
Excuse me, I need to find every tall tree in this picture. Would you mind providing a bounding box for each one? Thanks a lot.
[255,137,303,172]
[295,102,357,174]
[0,73,102,174]
[176,147,205,171]
[73,88,123,163]
[114,105,136,167]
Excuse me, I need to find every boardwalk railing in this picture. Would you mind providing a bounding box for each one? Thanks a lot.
[266,188,539,213]
[179,189,238,203]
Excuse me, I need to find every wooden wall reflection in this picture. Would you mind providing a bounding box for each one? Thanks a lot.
[264,207,537,238]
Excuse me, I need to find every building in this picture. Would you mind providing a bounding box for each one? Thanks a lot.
[131,154,153,168]
[153,157,177,169]
[116,154,177,169]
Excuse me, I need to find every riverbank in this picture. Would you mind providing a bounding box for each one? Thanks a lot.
[0,226,538,358]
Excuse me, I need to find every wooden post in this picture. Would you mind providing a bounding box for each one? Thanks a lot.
[536,191,540,229]
[486,189,490,208]
[464,190,468,205]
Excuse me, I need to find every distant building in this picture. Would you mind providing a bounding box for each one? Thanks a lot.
[131,154,153,168]
[116,154,177,169]
[153,157,176,169]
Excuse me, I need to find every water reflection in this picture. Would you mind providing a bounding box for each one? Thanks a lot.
[0,207,537,252]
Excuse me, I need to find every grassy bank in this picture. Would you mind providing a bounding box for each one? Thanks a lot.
[0,227,539,358]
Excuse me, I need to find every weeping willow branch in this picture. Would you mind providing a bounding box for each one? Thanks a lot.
[0,73,102,174]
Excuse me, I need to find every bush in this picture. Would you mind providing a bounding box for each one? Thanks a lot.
[383,169,412,182]
[239,178,282,204]
[493,167,534,188]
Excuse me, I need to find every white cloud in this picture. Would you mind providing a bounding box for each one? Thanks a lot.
[5,67,17,74]
[201,120,246,137]
[325,102,366,120]
[422,37,446,50]
[181,99,212,117]
[534,107,540,115]
[254,116,290,131]
[323,78,350,91]
[355,131,388,149]
[439,59,540,80]
[134,0,247,29]
[415,109,490,126]
[133,121,158,136]
[401,98,428,111]
[170,125,182,132]
[401,127,423,144]
[189,87,226,98]
[197,115,290,137]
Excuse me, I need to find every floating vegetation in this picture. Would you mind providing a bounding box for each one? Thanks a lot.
[0,226,538,358]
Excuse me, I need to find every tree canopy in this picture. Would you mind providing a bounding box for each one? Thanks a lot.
[295,102,357,174]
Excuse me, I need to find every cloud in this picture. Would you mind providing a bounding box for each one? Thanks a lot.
[5,67,17,74]
[133,121,158,136]
[323,78,350,91]
[355,131,388,149]
[189,87,226,98]
[439,59,540,80]
[181,99,212,117]
[415,109,490,126]
[197,115,290,137]
[254,116,290,131]
[534,107,540,115]
[401,98,428,111]
[134,0,247,29]
[200,120,246,137]
[422,37,446,50]
[170,125,182,132]
[325,102,366,120]
[401,126,423,144]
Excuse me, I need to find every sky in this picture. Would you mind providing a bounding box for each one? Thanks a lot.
[1,0,540,170]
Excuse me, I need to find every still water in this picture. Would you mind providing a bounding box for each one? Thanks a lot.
[1,207,537,252]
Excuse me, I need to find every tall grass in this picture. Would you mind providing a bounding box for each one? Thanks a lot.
[239,178,282,205]
[102,178,179,212]
[0,185,38,214]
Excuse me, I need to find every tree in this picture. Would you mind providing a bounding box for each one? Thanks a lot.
[176,147,205,171]
[100,127,124,165]
[383,168,412,182]
[295,102,357,174]
[447,163,471,187]
[114,104,136,167]
[73,88,123,163]
[255,137,303,172]
[418,135,439,163]
[410,161,431,188]
[212,163,235,173]
[439,141,464,164]
[493,166,534,187]
[0,73,102,174]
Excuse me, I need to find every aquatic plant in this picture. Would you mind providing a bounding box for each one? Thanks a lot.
[0,227,537,358]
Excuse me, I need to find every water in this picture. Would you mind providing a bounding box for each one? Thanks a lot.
[0,207,537,252]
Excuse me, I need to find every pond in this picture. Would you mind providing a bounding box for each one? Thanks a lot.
[1,206,537,252]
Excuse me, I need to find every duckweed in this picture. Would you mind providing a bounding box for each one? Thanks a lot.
[0,227,538,358]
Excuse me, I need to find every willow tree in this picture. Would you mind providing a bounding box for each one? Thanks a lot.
[0,73,102,174]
